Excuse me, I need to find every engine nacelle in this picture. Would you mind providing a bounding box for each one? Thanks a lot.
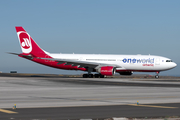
[97,66,116,76]
[119,71,133,75]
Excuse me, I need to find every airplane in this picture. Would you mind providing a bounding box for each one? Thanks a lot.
[9,26,177,78]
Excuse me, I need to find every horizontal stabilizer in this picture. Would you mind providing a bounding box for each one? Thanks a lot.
[7,52,33,59]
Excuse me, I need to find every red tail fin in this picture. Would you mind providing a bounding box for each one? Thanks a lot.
[15,26,47,57]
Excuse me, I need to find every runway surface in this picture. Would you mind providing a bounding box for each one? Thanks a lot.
[0,76,180,119]
[1,103,180,120]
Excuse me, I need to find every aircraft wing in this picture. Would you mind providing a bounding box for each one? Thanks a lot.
[39,57,122,69]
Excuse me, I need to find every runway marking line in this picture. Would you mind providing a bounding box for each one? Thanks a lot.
[0,109,18,114]
[128,104,178,109]
[82,96,178,101]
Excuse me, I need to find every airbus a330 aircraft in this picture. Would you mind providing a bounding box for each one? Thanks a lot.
[9,26,177,78]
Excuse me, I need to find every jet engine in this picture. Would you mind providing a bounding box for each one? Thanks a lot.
[97,66,116,76]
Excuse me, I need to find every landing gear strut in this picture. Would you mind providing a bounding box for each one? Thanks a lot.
[155,72,159,79]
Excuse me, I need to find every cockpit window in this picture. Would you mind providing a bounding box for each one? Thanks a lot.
[166,60,173,62]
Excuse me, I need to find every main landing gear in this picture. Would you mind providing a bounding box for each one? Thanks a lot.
[155,72,159,79]
[82,68,105,78]
[82,74,105,78]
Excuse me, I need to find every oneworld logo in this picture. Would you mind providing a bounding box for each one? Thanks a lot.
[123,58,154,64]
[17,31,32,54]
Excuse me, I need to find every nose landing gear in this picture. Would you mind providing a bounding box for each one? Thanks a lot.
[155,72,159,79]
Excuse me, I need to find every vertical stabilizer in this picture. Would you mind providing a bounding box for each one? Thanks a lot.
[15,26,47,57]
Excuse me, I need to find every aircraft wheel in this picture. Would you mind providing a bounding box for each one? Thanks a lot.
[100,74,105,78]
[155,75,159,79]
[83,74,88,78]
[88,74,94,78]
[94,74,100,78]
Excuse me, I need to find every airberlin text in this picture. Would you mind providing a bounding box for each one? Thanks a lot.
[123,58,154,66]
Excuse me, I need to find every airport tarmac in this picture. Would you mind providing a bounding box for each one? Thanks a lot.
[0,76,180,119]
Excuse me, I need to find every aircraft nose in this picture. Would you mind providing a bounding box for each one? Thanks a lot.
[173,62,177,68]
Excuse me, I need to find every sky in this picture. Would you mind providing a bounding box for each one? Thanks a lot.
[0,0,180,76]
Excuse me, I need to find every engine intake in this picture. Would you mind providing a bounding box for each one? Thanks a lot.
[97,66,115,76]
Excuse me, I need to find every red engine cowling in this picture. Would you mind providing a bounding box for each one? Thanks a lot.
[97,66,116,76]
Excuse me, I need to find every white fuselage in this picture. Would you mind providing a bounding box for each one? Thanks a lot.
[49,53,177,72]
